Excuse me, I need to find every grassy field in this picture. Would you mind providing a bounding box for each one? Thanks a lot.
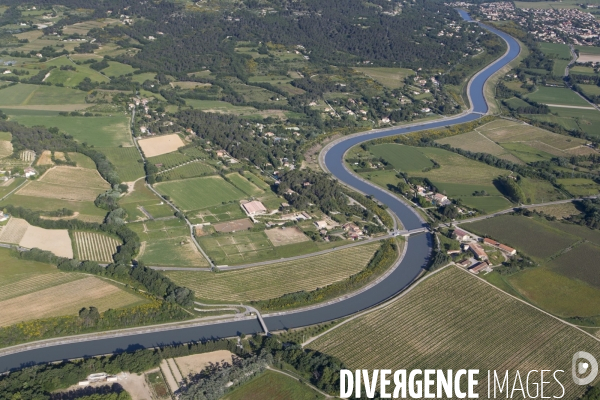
[102,61,138,77]
[158,162,215,181]
[17,166,109,202]
[368,144,433,172]
[525,86,590,106]
[0,247,146,326]
[166,242,380,301]
[188,202,247,224]
[464,214,578,260]
[130,219,209,267]
[155,175,246,212]
[1,194,107,222]
[8,111,133,147]
[222,370,324,400]
[242,171,272,190]
[98,147,145,182]
[354,67,414,89]
[68,152,97,169]
[120,180,174,221]
[226,172,264,196]
[310,266,600,399]
[579,84,600,98]
[515,0,592,9]
[570,65,599,76]
[185,99,286,119]
[147,152,198,171]
[539,42,572,60]
[550,242,600,290]
[557,177,600,196]
[0,84,87,106]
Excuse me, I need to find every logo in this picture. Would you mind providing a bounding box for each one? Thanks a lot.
[572,351,598,385]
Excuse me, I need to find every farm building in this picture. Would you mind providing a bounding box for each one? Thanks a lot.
[0,213,8,222]
[24,167,37,178]
[432,193,449,205]
[343,222,363,239]
[469,242,488,261]
[452,228,470,241]
[314,220,328,229]
[483,238,516,256]
[469,261,491,274]
[242,200,267,216]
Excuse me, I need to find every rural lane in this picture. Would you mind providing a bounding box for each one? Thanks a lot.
[0,10,523,372]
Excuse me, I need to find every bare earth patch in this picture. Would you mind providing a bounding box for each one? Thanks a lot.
[213,218,254,233]
[175,350,234,379]
[19,223,73,258]
[0,140,13,158]
[265,226,310,246]
[137,134,185,157]
[36,150,54,166]
[577,54,600,63]
[0,276,141,326]
[0,217,30,244]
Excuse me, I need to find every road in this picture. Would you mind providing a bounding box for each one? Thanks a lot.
[0,10,522,372]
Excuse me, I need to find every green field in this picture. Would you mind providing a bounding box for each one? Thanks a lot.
[222,370,324,400]
[525,86,590,106]
[557,177,600,196]
[44,57,110,87]
[243,171,271,190]
[1,194,107,223]
[464,214,578,260]
[579,84,600,97]
[120,179,174,222]
[539,42,572,60]
[155,175,246,212]
[129,219,209,267]
[8,111,132,147]
[354,67,414,89]
[158,162,215,181]
[102,61,138,77]
[188,202,247,224]
[68,152,97,169]
[368,144,433,171]
[552,59,570,77]
[575,45,600,55]
[226,172,264,196]
[198,228,348,266]
[310,266,599,400]
[98,147,145,182]
[147,152,198,171]
[550,242,600,290]
[0,84,87,106]
[185,99,285,119]
[570,65,599,76]
[166,242,380,301]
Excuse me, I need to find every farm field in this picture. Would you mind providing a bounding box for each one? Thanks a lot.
[188,202,247,224]
[570,65,599,76]
[0,177,25,199]
[550,242,600,290]
[213,218,254,233]
[525,86,590,106]
[198,228,347,266]
[138,134,185,158]
[226,172,264,196]
[185,99,286,119]
[73,231,121,263]
[0,84,87,106]
[264,227,310,247]
[102,61,137,77]
[367,144,433,171]
[175,350,234,379]
[515,0,591,9]
[354,67,414,89]
[158,161,215,181]
[0,132,12,158]
[130,219,209,268]
[310,266,600,399]
[463,214,578,260]
[147,151,201,171]
[242,171,271,190]
[579,84,600,98]
[165,242,381,301]
[98,147,145,182]
[0,276,147,327]
[538,42,572,60]
[528,107,600,138]
[16,166,110,202]
[1,194,107,223]
[44,62,110,87]
[155,176,246,212]
[222,370,324,400]
[8,111,133,147]
[0,217,73,258]
[120,179,174,222]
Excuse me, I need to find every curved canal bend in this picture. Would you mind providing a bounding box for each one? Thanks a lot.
[0,12,520,372]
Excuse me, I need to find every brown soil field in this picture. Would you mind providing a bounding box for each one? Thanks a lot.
[160,359,179,393]
[19,223,73,258]
[36,150,53,166]
[138,134,185,157]
[265,226,310,246]
[0,272,82,302]
[16,166,110,202]
[0,276,144,326]
[0,217,29,244]
[74,231,120,262]
[213,218,253,233]
[175,350,234,379]
[577,54,600,63]
[0,140,13,158]
[531,202,580,218]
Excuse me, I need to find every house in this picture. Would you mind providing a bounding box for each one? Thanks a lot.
[215,150,227,157]
[242,200,267,216]
[314,220,328,229]
[469,242,488,261]
[24,167,37,178]
[483,238,516,256]
[457,259,472,268]
[0,213,9,222]
[469,261,491,274]
[432,193,449,205]
[452,228,470,241]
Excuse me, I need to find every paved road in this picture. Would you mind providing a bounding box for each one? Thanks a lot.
[0,10,522,372]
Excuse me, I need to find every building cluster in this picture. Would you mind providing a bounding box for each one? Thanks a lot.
[451,228,516,274]
[475,2,600,45]
[416,185,451,206]
[78,373,118,386]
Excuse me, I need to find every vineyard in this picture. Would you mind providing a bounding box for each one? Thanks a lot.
[158,161,215,181]
[147,152,197,171]
[73,231,121,262]
[310,267,600,398]
[20,150,35,162]
[0,217,29,244]
[165,242,381,302]
[226,173,264,196]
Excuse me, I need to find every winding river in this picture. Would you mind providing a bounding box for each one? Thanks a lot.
[0,10,521,372]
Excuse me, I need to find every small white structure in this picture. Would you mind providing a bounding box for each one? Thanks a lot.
[24,167,37,178]
[314,220,328,229]
[0,213,9,222]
